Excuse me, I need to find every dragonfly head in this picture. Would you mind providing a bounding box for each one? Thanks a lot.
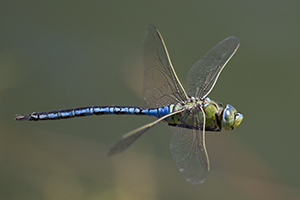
[221,104,243,131]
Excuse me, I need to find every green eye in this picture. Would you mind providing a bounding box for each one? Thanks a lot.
[222,104,243,130]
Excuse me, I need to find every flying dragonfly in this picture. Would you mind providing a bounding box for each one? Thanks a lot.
[15,25,243,185]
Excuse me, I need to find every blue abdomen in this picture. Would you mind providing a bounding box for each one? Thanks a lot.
[15,105,175,121]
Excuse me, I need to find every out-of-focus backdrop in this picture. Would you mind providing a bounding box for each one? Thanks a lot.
[1,1,299,200]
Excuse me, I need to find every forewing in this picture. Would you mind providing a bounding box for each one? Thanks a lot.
[170,108,209,185]
[143,25,188,108]
[187,36,240,98]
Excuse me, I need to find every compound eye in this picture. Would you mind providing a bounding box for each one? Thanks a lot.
[221,104,243,130]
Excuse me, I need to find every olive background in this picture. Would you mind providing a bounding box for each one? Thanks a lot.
[1,1,299,200]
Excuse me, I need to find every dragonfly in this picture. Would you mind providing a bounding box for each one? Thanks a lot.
[15,25,243,185]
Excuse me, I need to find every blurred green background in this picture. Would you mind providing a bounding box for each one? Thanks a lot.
[1,0,300,199]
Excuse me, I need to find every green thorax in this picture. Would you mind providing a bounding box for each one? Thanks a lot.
[165,97,222,132]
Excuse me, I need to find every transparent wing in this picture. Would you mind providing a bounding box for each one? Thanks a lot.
[106,109,184,156]
[187,36,240,98]
[143,25,188,108]
[170,108,209,185]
